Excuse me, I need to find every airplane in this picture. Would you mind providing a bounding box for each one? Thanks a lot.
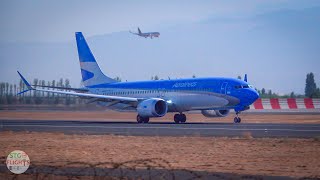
[17,32,259,124]
[129,27,160,39]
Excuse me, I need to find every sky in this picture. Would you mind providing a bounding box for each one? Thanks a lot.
[0,0,320,94]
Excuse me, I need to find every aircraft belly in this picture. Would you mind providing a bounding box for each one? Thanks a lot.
[168,93,229,111]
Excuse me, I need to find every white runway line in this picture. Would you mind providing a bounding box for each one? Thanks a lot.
[4,122,320,128]
[3,124,320,132]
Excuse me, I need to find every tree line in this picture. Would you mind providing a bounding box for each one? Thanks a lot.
[1,72,319,105]
[0,78,82,105]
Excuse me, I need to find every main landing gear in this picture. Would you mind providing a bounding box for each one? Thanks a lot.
[174,113,186,124]
[234,112,241,123]
[137,115,149,123]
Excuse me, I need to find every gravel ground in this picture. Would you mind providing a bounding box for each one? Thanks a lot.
[1,131,319,178]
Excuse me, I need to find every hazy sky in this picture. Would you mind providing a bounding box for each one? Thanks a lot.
[1,0,320,94]
[1,0,320,43]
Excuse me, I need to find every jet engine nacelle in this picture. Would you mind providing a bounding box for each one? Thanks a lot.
[201,109,230,118]
[137,98,168,117]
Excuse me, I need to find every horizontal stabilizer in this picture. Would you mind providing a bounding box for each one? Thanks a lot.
[17,89,30,95]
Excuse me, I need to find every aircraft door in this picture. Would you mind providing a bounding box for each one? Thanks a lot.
[220,82,228,95]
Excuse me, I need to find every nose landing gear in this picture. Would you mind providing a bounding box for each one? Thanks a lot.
[234,112,241,123]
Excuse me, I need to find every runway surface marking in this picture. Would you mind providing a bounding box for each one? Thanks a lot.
[3,124,320,132]
[2,120,320,137]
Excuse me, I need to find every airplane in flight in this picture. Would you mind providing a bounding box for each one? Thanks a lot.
[18,32,259,124]
[129,27,160,39]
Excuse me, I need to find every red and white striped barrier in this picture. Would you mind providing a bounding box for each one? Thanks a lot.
[250,98,320,110]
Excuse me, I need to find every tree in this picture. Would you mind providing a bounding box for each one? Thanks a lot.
[0,83,4,97]
[51,80,56,98]
[154,75,159,80]
[305,72,317,98]
[261,88,266,95]
[45,81,51,103]
[9,84,13,95]
[290,92,296,98]
[55,78,64,103]
[33,78,38,97]
[5,82,9,95]
[315,88,320,98]
[1,83,7,104]
[13,84,17,96]
[41,80,45,97]
[237,75,242,80]
[257,89,261,95]
[114,77,121,82]
[192,74,196,78]
[65,79,71,105]
[19,79,25,98]
[268,90,272,97]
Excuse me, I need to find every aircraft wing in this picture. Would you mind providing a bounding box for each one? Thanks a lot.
[32,85,89,93]
[17,71,139,103]
[129,31,139,35]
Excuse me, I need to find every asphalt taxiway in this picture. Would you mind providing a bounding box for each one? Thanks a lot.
[1,119,319,138]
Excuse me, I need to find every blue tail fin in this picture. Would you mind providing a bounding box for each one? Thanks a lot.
[138,27,142,34]
[75,32,116,87]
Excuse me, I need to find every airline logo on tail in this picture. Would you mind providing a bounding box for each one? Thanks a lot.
[130,27,160,39]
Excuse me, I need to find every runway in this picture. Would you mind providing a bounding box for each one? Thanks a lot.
[1,119,320,138]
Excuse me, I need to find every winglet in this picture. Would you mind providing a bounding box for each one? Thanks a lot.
[244,74,248,82]
[17,71,33,90]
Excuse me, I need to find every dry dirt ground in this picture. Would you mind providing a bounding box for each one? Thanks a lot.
[0,111,320,124]
[1,132,320,179]
[0,112,320,179]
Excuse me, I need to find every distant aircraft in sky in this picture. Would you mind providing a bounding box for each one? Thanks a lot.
[17,32,259,124]
[130,27,160,39]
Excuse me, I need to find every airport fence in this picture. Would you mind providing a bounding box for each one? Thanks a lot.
[250,98,320,110]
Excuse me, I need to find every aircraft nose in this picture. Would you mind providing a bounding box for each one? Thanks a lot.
[250,89,259,103]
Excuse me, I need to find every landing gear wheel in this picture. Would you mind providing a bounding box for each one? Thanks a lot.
[233,111,242,123]
[174,114,180,124]
[174,114,187,123]
[234,117,241,123]
[137,115,143,123]
[137,115,149,123]
[143,117,150,123]
[180,114,186,123]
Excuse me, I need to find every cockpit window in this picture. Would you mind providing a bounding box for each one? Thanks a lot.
[234,84,253,89]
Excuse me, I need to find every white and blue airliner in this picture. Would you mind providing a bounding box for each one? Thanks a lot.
[129,27,160,39]
[18,32,259,124]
